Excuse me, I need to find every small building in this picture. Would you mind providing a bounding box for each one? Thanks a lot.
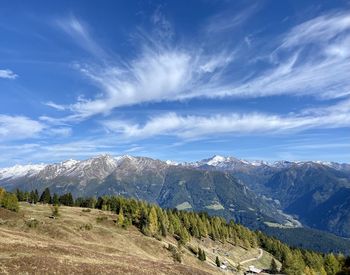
[220,264,227,270]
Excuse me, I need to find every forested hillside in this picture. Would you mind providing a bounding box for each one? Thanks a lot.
[1,187,350,275]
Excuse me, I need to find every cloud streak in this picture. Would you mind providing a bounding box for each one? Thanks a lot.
[47,11,350,120]
[102,98,350,140]
[55,15,106,57]
[0,69,18,79]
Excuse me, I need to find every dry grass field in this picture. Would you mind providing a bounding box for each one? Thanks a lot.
[0,203,276,274]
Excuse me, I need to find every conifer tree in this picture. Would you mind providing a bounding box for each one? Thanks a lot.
[39,188,51,204]
[270,258,278,273]
[15,189,24,201]
[324,253,341,275]
[216,256,221,267]
[117,207,124,227]
[198,248,206,261]
[53,193,59,205]
[34,189,39,203]
[0,188,5,204]
[147,206,159,236]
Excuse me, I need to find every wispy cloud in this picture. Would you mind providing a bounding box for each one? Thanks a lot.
[0,69,18,79]
[47,11,350,120]
[151,6,174,41]
[55,15,106,57]
[0,115,44,140]
[281,11,350,48]
[205,3,260,33]
[44,101,66,111]
[102,98,350,140]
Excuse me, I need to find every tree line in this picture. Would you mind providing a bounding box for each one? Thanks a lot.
[2,187,350,275]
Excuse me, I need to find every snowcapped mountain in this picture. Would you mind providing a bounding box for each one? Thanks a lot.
[1,154,350,237]
[188,155,350,171]
[189,155,269,169]
[0,164,47,180]
[1,154,348,181]
[0,154,296,230]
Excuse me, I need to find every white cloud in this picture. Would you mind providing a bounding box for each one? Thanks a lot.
[281,11,350,48]
[55,15,105,57]
[46,11,350,120]
[102,98,350,139]
[0,115,44,140]
[205,3,259,33]
[44,101,66,111]
[0,69,18,79]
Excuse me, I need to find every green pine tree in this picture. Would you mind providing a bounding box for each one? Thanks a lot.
[39,188,51,204]
[216,256,221,267]
[53,193,59,205]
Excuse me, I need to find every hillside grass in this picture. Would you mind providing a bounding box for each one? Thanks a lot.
[0,203,276,274]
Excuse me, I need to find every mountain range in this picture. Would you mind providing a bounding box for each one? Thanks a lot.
[1,154,350,245]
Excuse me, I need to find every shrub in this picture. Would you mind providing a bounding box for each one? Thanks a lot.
[188,245,198,256]
[96,216,108,223]
[51,205,60,217]
[26,218,39,228]
[1,192,19,212]
[167,244,182,263]
[79,223,93,231]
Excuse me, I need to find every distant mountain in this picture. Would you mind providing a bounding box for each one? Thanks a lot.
[189,155,350,238]
[2,154,350,241]
[0,155,294,230]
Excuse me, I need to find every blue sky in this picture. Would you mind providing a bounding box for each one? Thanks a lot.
[1,0,350,166]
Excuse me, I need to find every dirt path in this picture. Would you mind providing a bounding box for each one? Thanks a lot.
[239,248,263,265]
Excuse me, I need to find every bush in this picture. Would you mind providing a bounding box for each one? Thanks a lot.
[96,216,108,223]
[188,245,198,256]
[1,192,19,212]
[26,218,39,228]
[51,205,60,217]
[79,223,93,231]
[167,244,182,263]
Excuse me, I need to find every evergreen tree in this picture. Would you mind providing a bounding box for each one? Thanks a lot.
[59,193,74,206]
[160,221,167,237]
[53,193,59,205]
[39,188,51,204]
[216,256,221,267]
[198,248,206,261]
[117,208,124,227]
[270,258,279,273]
[178,226,190,245]
[147,206,159,236]
[15,189,24,201]
[324,253,341,275]
[304,266,316,275]
[0,188,5,204]
[34,189,39,203]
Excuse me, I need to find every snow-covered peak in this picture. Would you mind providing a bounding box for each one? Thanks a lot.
[61,159,80,168]
[207,155,227,165]
[165,160,179,166]
[194,155,264,168]
[114,155,135,162]
[0,164,47,180]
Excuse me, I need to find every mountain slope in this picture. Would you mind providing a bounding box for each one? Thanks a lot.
[0,155,292,229]
[191,155,350,238]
